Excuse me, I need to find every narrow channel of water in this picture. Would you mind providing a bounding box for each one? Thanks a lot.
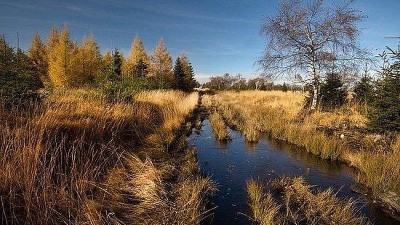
[189,119,399,225]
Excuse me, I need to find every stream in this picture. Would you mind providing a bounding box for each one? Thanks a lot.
[189,119,399,225]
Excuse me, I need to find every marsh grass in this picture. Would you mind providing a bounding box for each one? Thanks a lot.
[208,111,231,141]
[208,91,400,217]
[0,89,214,225]
[247,177,370,225]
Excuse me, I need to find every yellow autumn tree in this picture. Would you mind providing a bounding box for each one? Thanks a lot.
[75,33,102,83]
[123,35,150,78]
[47,25,90,87]
[28,33,49,86]
[45,27,59,54]
[150,39,173,88]
[102,50,113,75]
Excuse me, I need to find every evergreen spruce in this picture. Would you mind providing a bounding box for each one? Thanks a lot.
[173,57,186,91]
[112,49,122,81]
[320,73,347,109]
[179,53,196,91]
[354,74,374,104]
[0,37,42,106]
[369,62,400,131]
[134,59,148,78]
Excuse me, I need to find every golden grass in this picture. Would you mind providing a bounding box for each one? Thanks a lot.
[247,177,370,225]
[208,111,231,141]
[247,180,278,225]
[0,88,213,225]
[207,90,400,215]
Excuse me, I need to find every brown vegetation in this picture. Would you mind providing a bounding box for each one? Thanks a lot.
[247,177,370,225]
[0,89,215,224]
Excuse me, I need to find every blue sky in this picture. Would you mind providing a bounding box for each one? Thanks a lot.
[1,0,399,83]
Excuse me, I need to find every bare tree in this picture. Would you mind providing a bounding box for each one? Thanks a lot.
[259,0,365,109]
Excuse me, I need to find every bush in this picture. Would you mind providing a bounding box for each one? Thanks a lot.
[96,77,151,103]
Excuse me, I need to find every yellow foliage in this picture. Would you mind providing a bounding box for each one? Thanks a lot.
[124,35,150,77]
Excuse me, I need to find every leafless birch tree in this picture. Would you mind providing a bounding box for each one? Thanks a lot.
[260,0,365,109]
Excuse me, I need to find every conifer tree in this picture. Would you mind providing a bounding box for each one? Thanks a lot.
[370,55,400,131]
[135,59,148,78]
[124,36,150,78]
[28,33,49,86]
[150,39,173,88]
[0,36,15,75]
[320,73,347,109]
[354,74,374,105]
[101,49,122,83]
[179,53,196,90]
[173,57,186,91]
[113,49,123,81]
[1,37,42,104]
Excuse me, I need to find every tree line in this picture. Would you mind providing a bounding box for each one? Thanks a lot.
[0,25,198,105]
[202,73,301,92]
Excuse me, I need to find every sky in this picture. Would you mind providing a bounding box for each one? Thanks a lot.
[1,0,400,83]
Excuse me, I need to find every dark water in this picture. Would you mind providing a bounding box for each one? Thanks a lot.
[189,119,399,225]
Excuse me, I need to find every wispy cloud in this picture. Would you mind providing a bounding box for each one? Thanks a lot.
[65,6,84,12]
[87,0,258,25]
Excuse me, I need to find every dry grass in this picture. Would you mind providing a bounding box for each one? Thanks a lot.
[247,177,370,225]
[207,90,400,216]
[0,88,214,225]
[247,180,279,225]
[208,111,231,141]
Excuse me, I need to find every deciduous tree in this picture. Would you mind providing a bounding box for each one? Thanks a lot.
[260,0,365,110]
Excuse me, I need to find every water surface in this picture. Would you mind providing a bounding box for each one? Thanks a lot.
[189,119,399,225]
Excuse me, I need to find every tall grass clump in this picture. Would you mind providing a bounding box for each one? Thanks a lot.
[209,111,231,141]
[247,177,370,225]
[247,180,279,225]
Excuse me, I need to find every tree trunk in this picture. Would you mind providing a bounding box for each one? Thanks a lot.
[310,59,319,110]
[311,83,318,110]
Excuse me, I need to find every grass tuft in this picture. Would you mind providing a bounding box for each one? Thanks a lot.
[247,177,370,225]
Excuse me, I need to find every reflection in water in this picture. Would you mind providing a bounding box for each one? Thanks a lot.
[190,119,399,225]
